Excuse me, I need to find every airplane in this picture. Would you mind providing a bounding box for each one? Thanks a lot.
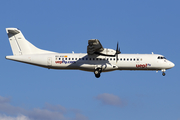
[5,28,175,78]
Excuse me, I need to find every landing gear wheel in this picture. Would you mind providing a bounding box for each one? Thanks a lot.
[94,69,101,78]
[162,72,166,76]
[95,73,100,78]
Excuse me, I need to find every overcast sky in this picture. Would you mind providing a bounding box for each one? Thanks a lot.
[0,0,180,120]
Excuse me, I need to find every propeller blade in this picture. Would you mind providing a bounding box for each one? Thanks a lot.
[116,54,118,63]
[116,42,119,51]
[116,42,121,54]
[115,42,121,63]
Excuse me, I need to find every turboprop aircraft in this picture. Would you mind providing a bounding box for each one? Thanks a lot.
[5,28,175,78]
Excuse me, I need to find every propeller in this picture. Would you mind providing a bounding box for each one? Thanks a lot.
[116,42,121,54]
[115,42,121,62]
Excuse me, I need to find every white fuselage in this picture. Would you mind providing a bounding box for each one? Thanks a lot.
[5,28,175,77]
[6,53,175,72]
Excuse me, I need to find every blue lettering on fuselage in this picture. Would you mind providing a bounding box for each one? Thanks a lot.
[55,60,76,64]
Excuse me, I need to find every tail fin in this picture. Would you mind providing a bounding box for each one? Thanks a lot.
[6,28,54,55]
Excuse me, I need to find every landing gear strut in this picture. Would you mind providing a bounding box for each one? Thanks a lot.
[94,68,102,78]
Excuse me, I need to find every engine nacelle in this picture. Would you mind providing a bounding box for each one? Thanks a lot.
[99,48,116,56]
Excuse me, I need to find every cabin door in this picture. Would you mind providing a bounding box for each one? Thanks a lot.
[47,57,52,66]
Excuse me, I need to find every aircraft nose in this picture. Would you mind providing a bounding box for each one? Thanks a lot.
[169,62,175,68]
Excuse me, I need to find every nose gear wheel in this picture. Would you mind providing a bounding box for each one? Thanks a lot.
[162,72,166,76]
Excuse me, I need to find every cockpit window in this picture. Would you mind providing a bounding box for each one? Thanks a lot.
[157,56,166,59]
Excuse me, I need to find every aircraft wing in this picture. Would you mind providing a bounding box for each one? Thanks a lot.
[87,39,104,55]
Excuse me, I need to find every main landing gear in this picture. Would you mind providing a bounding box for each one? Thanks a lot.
[94,68,102,78]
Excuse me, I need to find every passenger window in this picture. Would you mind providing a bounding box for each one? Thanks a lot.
[130,58,132,61]
[127,58,129,61]
[93,58,95,60]
[124,58,126,61]
[82,58,84,60]
[134,58,135,61]
[86,58,88,60]
[110,58,112,60]
[59,58,61,60]
[120,58,122,61]
[62,58,64,60]
[137,58,139,61]
[75,58,77,60]
[72,58,74,60]
[90,58,91,60]
[69,58,71,60]
[79,58,81,60]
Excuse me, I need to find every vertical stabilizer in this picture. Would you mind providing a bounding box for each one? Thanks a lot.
[6,28,54,55]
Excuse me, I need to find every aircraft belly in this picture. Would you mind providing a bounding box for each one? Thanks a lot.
[79,64,95,72]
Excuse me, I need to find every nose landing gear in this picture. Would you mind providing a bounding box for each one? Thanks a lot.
[161,69,166,76]
[94,68,102,78]
[162,72,166,76]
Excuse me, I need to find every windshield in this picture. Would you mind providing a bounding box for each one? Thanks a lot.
[157,56,166,59]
